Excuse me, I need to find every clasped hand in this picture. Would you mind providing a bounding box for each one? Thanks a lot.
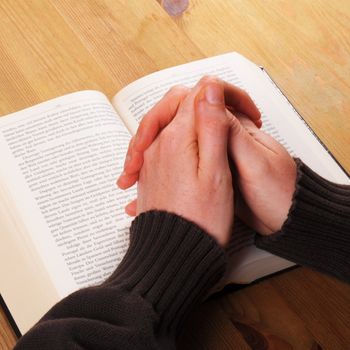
[117,77,297,246]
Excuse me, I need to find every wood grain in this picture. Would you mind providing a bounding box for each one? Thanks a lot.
[178,268,350,350]
[0,0,349,349]
[0,0,202,116]
[0,306,16,349]
[173,0,350,172]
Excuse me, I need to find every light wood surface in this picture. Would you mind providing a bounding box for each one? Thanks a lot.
[0,1,349,349]
[174,0,350,173]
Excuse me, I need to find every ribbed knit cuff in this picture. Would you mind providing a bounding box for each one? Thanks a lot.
[256,159,350,282]
[106,211,226,333]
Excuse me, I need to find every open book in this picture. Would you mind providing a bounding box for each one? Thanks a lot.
[1,52,349,335]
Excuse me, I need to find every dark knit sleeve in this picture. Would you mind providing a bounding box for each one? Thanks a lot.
[256,159,350,282]
[14,211,226,350]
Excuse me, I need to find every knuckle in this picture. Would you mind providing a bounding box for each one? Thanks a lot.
[202,115,228,133]
[227,114,242,133]
[199,75,219,85]
[167,85,189,97]
[205,171,232,192]
[160,126,179,147]
[142,147,152,165]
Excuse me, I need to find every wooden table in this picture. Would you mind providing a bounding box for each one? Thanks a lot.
[1,1,349,349]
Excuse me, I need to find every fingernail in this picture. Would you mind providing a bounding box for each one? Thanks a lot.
[205,84,224,105]
[116,172,126,187]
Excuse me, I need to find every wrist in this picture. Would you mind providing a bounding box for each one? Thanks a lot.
[106,210,226,332]
[262,158,304,236]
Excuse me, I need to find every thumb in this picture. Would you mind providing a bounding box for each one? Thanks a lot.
[195,81,231,174]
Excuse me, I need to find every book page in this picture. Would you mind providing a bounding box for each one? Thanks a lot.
[0,91,136,301]
[0,184,60,333]
[112,53,246,134]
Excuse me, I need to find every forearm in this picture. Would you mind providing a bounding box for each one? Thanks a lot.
[15,211,226,350]
[256,159,350,282]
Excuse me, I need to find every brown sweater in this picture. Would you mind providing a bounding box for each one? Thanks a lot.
[256,159,350,282]
[14,160,350,349]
